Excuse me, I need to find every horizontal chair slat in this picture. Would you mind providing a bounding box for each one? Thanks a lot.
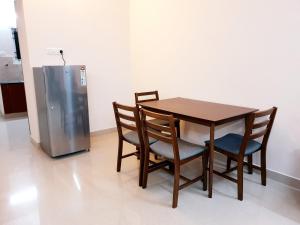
[146,120,171,132]
[250,128,267,140]
[147,129,173,143]
[120,121,137,131]
[137,99,157,103]
[118,112,136,122]
[136,91,157,96]
[143,110,173,121]
[255,108,274,118]
[253,119,270,129]
[116,103,136,112]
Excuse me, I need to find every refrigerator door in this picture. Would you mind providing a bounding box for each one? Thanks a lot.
[43,65,90,157]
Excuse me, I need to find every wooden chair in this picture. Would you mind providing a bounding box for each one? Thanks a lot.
[135,91,181,137]
[112,102,157,186]
[206,107,277,200]
[140,108,208,208]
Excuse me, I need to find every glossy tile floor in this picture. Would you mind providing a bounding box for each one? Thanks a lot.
[0,117,300,225]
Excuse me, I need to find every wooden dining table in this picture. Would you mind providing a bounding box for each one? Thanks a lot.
[139,97,257,198]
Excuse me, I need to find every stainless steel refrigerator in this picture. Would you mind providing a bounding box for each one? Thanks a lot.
[33,65,90,157]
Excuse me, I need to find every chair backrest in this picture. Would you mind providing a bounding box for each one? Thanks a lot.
[112,102,143,145]
[140,109,180,162]
[240,107,277,156]
[135,91,159,104]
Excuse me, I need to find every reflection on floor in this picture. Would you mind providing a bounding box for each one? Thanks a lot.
[0,117,299,225]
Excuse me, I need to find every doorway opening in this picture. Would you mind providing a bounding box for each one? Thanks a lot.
[0,0,29,133]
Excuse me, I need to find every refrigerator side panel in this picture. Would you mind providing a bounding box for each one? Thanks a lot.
[33,67,51,155]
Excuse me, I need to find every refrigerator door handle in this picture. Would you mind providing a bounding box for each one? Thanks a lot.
[43,71,56,125]
[43,68,49,105]
[43,70,54,111]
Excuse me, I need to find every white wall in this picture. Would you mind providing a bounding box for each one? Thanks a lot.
[16,0,300,180]
[15,0,39,141]
[130,0,300,179]
[16,0,133,142]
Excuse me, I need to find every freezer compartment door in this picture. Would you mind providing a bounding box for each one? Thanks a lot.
[43,65,90,156]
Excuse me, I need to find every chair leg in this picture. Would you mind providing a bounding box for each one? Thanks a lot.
[247,155,253,174]
[172,164,180,208]
[136,146,140,160]
[261,150,267,186]
[237,159,244,201]
[175,120,181,138]
[142,150,150,189]
[202,152,208,191]
[169,162,175,174]
[116,139,123,172]
[226,157,232,171]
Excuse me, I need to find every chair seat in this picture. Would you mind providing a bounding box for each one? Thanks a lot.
[150,138,206,160]
[123,131,157,146]
[205,133,261,156]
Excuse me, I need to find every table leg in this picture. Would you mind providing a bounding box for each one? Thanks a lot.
[208,123,215,198]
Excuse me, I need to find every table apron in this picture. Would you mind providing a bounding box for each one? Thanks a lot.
[140,106,251,127]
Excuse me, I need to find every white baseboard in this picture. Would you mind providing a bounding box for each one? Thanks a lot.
[31,127,300,190]
[30,127,117,145]
[90,127,117,136]
[214,153,300,190]
[264,169,300,190]
[2,112,28,119]
[30,136,41,149]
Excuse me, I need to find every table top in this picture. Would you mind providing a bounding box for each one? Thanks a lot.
[139,97,257,125]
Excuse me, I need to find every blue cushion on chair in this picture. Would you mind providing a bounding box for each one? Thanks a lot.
[205,133,261,156]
